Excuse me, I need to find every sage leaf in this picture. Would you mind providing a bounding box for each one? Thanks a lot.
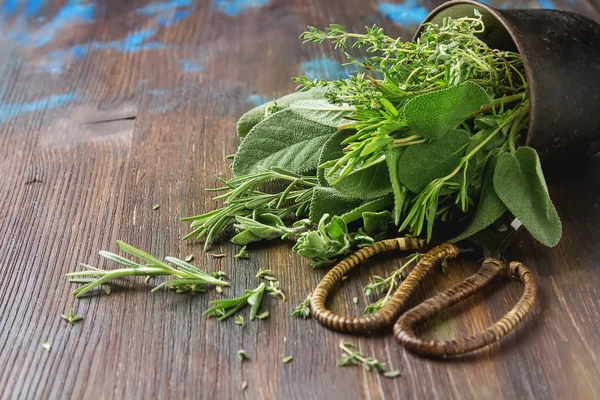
[396,129,470,193]
[493,147,562,247]
[385,147,408,224]
[403,82,490,140]
[236,87,329,137]
[309,186,364,224]
[318,130,392,199]
[340,194,394,225]
[233,109,336,177]
[362,210,393,235]
[452,154,507,243]
[289,99,354,128]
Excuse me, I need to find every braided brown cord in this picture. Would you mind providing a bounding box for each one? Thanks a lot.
[393,260,538,357]
[311,240,457,333]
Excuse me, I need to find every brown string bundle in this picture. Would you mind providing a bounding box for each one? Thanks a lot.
[311,240,538,357]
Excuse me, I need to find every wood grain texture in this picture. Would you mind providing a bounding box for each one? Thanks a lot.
[0,0,599,399]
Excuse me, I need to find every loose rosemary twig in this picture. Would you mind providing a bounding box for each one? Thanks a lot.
[182,168,317,249]
[337,341,400,378]
[363,253,422,315]
[66,241,228,297]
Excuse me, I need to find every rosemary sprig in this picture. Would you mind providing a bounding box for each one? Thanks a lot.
[364,253,422,315]
[182,168,317,249]
[337,341,400,378]
[66,241,228,297]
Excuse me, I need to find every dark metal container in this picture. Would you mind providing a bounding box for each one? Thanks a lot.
[414,0,600,166]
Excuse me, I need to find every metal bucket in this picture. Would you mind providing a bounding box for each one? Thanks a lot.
[414,0,600,166]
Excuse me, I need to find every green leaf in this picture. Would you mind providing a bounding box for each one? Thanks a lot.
[493,147,562,247]
[318,130,392,199]
[403,82,490,140]
[236,87,329,138]
[233,109,336,177]
[385,147,408,224]
[289,99,353,128]
[452,154,507,243]
[362,210,393,235]
[396,129,470,193]
[340,194,394,225]
[309,186,364,224]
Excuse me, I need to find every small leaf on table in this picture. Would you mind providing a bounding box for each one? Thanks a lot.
[493,147,562,247]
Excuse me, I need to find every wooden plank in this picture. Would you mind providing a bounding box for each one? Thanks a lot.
[0,1,598,399]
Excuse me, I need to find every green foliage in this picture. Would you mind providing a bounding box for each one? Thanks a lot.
[385,147,409,224]
[309,186,364,224]
[292,214,374,268]
[318,129,393,199]
[493,147,562,247]
[236,87,329,137]
[396,129,470,193]
[452,154,507,243]
[289,99,354,128]
[292,294,312,318]
[66,241,229,297]
[295,13,526,180]
[403,82,490,140]
[182,168,316,248]
[233,109,336,176]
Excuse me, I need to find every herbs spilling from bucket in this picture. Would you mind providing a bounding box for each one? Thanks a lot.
[184,10,561,269]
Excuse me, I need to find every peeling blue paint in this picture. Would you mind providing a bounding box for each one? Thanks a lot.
[179,59,204,73]
[39,29,164,74]
[213,0,270,17]
[136,0,192,15]
[136,0,193,27]
[246,94,271,106]
[0,93,76,124]
[377,1,429,26]
[156,10,191,26]
[35,0,96,47]
[3,0,18,17]
[25,0,48,18]
[300,57,359,81]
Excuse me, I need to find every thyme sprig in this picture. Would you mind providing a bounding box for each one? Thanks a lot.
[337,341,400,378]
[364,253,422,315]
[296,13,527,181]
[66,241,228,297]
[182,168,317,249]
[292,294,312,319]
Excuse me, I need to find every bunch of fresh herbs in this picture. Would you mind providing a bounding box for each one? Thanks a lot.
[185,10,561,270]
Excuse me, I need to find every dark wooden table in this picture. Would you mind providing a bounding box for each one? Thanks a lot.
[1,1,599,399]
